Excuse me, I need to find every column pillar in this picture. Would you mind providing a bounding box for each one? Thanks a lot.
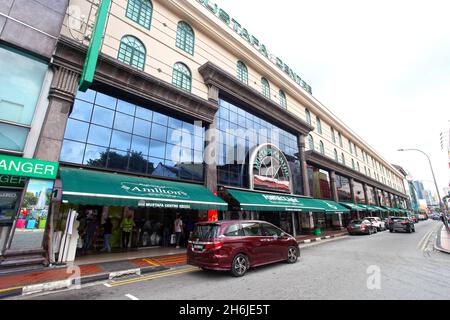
[298,134,310,196]
[291,212,297,237]
[363,183,369,205]
[34,65,80,161]
[204,85,219,194]
[349,178,359,219]
[34,65,80,265]
[329,170,339,202]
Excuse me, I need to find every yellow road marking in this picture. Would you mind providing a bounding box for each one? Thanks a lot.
[109,267,199,287]
[0,286,23,293]
[417,231,431,249]
[143,259,161,266]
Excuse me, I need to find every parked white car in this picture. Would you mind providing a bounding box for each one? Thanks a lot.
[366,217,385,231]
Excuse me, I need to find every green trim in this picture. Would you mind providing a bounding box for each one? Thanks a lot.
[261,77,270,99]
[176,21,195,55]
[226,189,326,212]
[79,0,112,92]
[316,199,350,214]
[117,35,146,70]
[126,0,153,29]
[237,61,248,84]
[279,90,287,109]
[60,167,228,210]
[172,62,192,92]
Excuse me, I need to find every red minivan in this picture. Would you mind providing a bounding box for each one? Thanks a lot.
[187,220,300,277]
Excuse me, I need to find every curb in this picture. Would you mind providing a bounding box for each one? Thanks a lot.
[297,233,348,244]
[0,265,170,299]
[434,225,450,254]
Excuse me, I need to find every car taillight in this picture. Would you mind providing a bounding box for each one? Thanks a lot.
[401,221,409,225]
[205,242,224,250]
[360,225,366,229]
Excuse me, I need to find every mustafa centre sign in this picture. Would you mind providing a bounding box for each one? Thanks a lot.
[196,0,313,94]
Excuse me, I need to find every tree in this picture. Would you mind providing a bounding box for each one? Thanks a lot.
[23,192,38,208]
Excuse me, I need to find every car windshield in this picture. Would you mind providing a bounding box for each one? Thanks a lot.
[191,224,220,239]
[351,220,363,224]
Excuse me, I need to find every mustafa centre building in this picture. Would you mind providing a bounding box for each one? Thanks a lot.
[0,0,410,268]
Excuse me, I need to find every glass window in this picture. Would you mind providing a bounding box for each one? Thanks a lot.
[320,140,325,155]
[76,89,96,103]
[224,224,243,237]
[175,21,195,55]
[128,153,148,174]
[149,139,166,159]
[279,90,287,109]
[95,92,117,110]
[262,224,283,236]
[261,77,270,99]
[338,133,343,147]
[308,134,314,150]
[118,35,146,70]
[168,117,183,129]
[113,112,134,132]
[237,61,248,84]
[342,153,345,165]
[83,144,107,167]
[0,123,29,152]
[0,45,47,126]
[0,189,22,222]
[331,127,336,143]
[133,118,152,137]
[70,99,93,122]
[135,106,153,120]
[87,125,112,147]
[242,223,263,236]
[172,62,192,92]
[110,130,132,151]
[130,135,149,156]
[107,149,129,170]
[117,100,136,115]
[305,109,311,125]
[352,159,355,170]
[64,118,89,143]
[316,117,322,134]
[151,123,167,141]
[60,139,85,164]
[336,174,352,202]
[91,105,115,127]
[125,0,153,29]
[334,149,338,162]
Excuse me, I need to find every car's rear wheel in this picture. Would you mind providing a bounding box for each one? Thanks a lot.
[407,226,412,233]
[287,247,298,264]
[231,254,249,277]
[389,229,393,233]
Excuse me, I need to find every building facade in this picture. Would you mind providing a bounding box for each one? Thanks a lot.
[0,0,410,268]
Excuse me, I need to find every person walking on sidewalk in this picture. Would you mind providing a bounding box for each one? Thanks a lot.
[101,217,113,253]
[174,214,183,249]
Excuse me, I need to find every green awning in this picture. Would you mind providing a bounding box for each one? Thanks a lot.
[372,205,388,212]
[226,189,327,212]
[358,204,376,212]
[316,199,350,214]
[382,206,399,213]
[340,202,367,211]
[60,167,228,210]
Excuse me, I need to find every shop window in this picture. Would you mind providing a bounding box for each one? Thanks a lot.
[126,0,153,29]
[176,21,195,55]
[279,90,287,109]
[118,35,146,70]
[172,62,192,92]
[237,61,248,84]
[261,77,270,99]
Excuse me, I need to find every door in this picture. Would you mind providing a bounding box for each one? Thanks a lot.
[241,222,270,265]
[261,223,285,261]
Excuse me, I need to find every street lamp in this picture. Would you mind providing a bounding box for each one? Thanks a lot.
[397,149,449,226]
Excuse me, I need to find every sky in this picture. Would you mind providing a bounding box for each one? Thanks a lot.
[214,0,450,198]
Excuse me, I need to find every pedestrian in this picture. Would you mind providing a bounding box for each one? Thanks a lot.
[100,217,113,253]
[174,214,183,249]
[120,211,135,250]
[82,212,98,253]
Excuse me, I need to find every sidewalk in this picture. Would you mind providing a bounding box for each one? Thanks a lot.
[0,252,186,298]
[295,229,349,244]
[434,224,450,254]
[0,231,348,299]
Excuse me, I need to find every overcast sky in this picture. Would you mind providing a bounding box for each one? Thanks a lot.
[214,0,450,197]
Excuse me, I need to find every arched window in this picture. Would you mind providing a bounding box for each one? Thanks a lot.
[355,146,358,157]
[320,141,325,155]
[368,168,371,177]
[308,134,314,151]
[349,140,353,154]
[331,127,336,143]
[118,35,146,70]
[364,166,367,175]
[338,133,343,147]
[172,62,192,92]
[176,21,195,55]
[352,159,355,170]
[237,61,248,84]
[341,153,345,165]
[316,116,322,134]
[279,90,287,109]
[357,162,360,172]
[305,109,311,125]
[126,0,153,29]
[261,77,270,99]
[334,148,338,161]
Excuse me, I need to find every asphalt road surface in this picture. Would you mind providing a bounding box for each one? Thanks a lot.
[13,220,450,300]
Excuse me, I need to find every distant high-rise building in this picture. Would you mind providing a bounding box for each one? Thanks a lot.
[413,181,426,200]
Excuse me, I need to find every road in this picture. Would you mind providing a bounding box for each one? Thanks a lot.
[12,220,450,300]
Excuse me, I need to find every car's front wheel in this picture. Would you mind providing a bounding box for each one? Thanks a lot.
[231,254,249,277]
[287,247,299,264]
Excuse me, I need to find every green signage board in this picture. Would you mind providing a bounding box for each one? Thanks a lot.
[79,0,112,92]
[0,174,27,188]
[0,155,59,180]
